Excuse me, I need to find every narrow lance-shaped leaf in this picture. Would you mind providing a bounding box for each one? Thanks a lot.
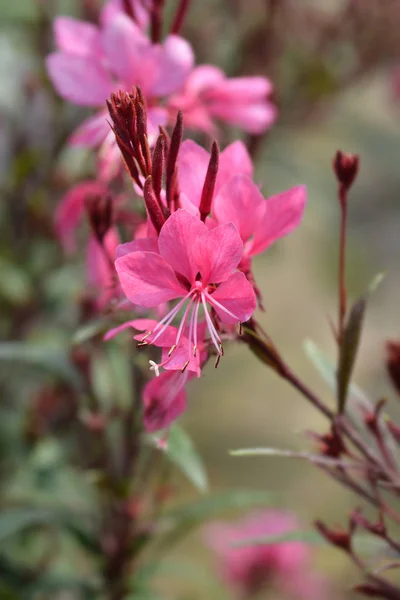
[230,447,362,470]
[337,296,366,413]
[336,274,384,414]
[151,424,208,493]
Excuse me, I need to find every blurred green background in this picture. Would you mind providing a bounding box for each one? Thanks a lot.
[1,0,400,598]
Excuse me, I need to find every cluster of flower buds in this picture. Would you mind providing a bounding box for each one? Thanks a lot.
[102,87,306,432]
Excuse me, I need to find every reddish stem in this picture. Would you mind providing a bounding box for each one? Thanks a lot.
[338,183,347,344]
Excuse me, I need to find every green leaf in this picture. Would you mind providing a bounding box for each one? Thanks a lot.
[0,342,83,388]
[234,529,324,547]
[72,320,107,345]
[337,297,366,413]
[337,273,384,413]
[0,507,59,543]
[152,425,208,493]
[304,339,372,416]
[0,506,100,554]
[230,447,359,469]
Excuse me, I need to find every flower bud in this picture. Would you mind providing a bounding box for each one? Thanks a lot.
[333,150,359,190]
[315,521,352,552]
[85,193,113,245]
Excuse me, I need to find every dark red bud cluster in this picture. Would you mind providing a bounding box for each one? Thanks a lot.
[386,341,400,397]
[85,192,113,245]
[333,150,359,191]
[315,424,347,458]
[107,90,191,233]
[315,521,352,552]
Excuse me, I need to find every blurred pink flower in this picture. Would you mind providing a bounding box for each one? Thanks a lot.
[46,8,194,178]
[142,369,192,432]
[169,65,277,136]
[115,209,256,366]
[55,180,108,253]
[205,510,328,599]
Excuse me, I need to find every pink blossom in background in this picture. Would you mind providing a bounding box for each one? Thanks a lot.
[55,180,108,253]
[115,209,256,367]
[205,510,328,599]
[46,7,194,179]
[169,65,277,136]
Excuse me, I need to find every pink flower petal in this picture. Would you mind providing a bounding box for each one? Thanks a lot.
[209,101,277,134]
[158,209,208,283]
[177,140,210,208]
[102,13,149,89]
[193,223,243,284]
[217,141,253,191]
[150,35,194,97]
[116,238,158,259]
[209,76,273,101]
[143,371,187,432]
[213,175,264,243]
[115,251,185,307]
[53,17,102,57]
[250,185,307,256]
[46,52,113,106]
[55,180,107,253]
[69,112,109,147]
[209,271,256,324]
[103,320,137,341]
[185,65,225,95]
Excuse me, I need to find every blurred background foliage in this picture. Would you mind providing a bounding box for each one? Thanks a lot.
[2,0,400,598]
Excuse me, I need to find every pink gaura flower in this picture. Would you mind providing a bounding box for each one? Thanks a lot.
[177,139,307,274]
[46,9,194,178]
[104,317,205,376]
[104,317,207,431]
[214,176,307,273]
[205,510,328,599]
[115,209,256,364]
[169,65,277,136]
[143,369,192,432]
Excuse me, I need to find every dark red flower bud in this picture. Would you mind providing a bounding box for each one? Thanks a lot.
[85,193,113,245]
[122,0,137,22]
[166,111,183,210]
[314,424,347,458]
[386,341,400,397]
[199,141,219,222]
[315,521,352,552]
[333,150,359,191]
[143,176,166,234]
